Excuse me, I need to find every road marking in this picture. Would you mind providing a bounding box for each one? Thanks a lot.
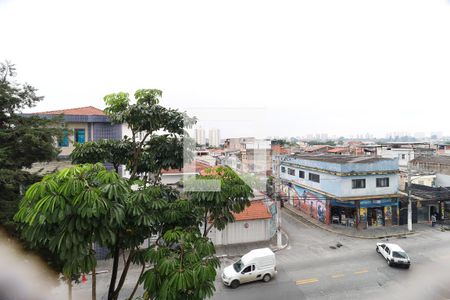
[282,210,311,228]
[331,274,345,278]
[296,278,319,285]
[354,270,368,275]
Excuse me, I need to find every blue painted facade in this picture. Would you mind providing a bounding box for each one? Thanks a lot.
[279,155,401,228]
[26,108,122,158]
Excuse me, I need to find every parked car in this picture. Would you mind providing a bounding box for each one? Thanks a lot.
[376,243,411,268]
[221,248,277,288]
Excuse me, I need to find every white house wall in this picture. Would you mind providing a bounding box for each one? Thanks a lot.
[208,219,270,245]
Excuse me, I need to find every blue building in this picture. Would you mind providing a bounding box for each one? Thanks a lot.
[277,155,401,228]
[27,106,123,158]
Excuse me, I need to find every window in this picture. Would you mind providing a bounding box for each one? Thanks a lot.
[74,129,86,144]
[401,154,406,159]
[299,170,305,179]
[281,166,286,173]
[385,247,390,255]
[288,168,295,176]
[393,251,407,259]
[309,173,320,183]
[251,265,255,271]
[58,129,69,147]
[352,179,366,189]
[376,177,389,188]
[242,266,252,274]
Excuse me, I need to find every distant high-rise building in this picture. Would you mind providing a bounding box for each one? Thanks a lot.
[195,127,206,145]
[208,129,220,147]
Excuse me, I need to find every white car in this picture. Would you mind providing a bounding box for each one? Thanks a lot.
[222,248,277,288]
[376,242,411,268]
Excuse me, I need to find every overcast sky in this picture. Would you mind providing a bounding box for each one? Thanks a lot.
[1,0,450,138]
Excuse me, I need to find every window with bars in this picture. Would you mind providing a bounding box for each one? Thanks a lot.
[352,179,366,189]
[309,173,320,183]
[376,177,389,187]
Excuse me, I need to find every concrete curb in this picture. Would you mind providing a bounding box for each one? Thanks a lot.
[284,205,416,240]
[215,231,289,259]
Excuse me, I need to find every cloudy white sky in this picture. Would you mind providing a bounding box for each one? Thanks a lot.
[1,0,450,138]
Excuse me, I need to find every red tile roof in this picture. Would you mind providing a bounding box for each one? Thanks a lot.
[32,106,105,116]
[233,200,272,221]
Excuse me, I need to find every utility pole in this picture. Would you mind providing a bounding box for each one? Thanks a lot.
[407,162,413,232]
[274,155,282,249]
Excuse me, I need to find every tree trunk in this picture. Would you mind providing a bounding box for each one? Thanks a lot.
[108,244,120,300]
[68,280,72,300]
[92,266,96,300]
[91,242,97,300]
[112,251,133,300]
[203,211,208,237]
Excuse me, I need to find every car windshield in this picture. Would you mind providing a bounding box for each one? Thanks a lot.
[233,259,244,272]
[393,251,408,259]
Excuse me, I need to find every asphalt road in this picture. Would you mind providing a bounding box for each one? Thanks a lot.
[212,208,450,300]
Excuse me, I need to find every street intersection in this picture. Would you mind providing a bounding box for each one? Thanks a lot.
[212,208,450,300]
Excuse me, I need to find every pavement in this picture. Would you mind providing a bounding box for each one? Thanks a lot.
[212,207,450,300]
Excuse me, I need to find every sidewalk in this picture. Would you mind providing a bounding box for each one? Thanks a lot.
[214,231,289,259]
[284,204,441,239]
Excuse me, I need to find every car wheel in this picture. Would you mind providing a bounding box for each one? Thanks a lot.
[405,265,410,269]
[387,259,392,266]
[262,274,271,282]
[230,280,240,289]
[376,247,380,253]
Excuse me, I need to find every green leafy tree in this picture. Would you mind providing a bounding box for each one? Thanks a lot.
[0,61,61,234]
[141,228,219,300]
[71,139,132,173]
[15,163,129,300]
[186,166,253,237]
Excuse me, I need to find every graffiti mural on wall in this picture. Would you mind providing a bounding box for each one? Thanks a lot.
[292,185,327,223]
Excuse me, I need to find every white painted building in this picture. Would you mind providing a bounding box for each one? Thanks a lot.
[208,129,220,147]
[195,127,206,145]
[207,200,276,245]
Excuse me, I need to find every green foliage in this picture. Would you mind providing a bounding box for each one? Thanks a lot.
[0,60,61,233]
[15,163,129,278]
[185,166,253,235]
[140,228,219,300]
[71,139,132,172]
[306,140,336,146]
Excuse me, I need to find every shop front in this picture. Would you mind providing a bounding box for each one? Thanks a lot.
[330,198,399,229]
[417,200,450,223]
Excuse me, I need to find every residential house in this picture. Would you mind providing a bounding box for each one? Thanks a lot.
[436,144,450,156]
[410,156,450,188]
[27,106,122,158]
[377,142,435,171]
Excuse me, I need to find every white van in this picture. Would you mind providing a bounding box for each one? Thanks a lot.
[221,248,277,288]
